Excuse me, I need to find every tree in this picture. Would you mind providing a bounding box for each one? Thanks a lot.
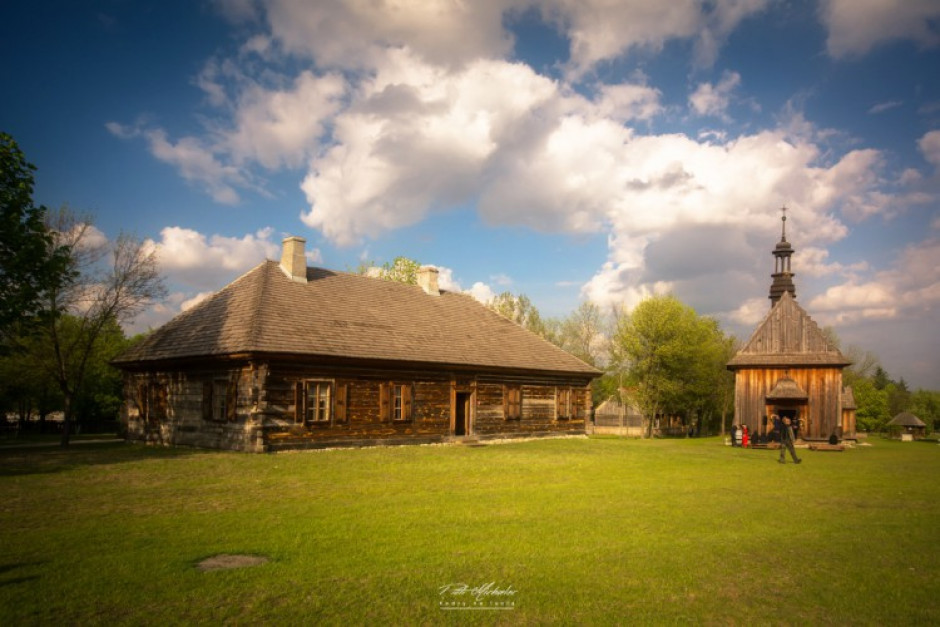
[39,209,166,446]
[612,295,698,437]
[553,302,606,367]
[909,389,940,432]
[488,291,547,337]
[854,378,890,432]
[0,132,71,344]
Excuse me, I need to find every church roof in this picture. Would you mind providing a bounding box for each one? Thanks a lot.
[114,260,599,378]
[727,292,851,368]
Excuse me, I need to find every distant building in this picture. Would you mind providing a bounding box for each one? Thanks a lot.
[727,210,855,442]
[113,237,598,452]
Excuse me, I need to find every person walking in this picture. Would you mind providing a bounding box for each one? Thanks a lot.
[778,415,801,464]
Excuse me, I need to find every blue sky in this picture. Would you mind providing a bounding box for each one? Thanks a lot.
[2,0,939,389]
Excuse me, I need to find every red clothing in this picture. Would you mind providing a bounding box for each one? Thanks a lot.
[742,426,750,448]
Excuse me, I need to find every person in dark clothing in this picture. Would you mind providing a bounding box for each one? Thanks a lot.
[778,415,801,464]
[730,424,739,446]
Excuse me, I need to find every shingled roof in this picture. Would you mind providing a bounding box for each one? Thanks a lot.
[114,260,598,377]
[727,292,851,368]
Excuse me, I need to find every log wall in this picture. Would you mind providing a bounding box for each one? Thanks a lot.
[122,359,592,452]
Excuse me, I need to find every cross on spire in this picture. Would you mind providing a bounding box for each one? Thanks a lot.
[781,206,788,242]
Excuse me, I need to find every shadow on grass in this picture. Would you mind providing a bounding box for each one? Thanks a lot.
[0,442,204,477]
[0,562,45,588]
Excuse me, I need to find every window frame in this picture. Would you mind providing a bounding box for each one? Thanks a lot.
[380,382,414,422]
[302,380,333,425]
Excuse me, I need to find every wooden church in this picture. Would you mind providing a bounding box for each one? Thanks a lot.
[727,211,856,443]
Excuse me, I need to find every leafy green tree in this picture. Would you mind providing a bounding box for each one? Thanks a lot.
[909,389,940,432]
[0,132,71,345]
[612,295,697,437]
[378,256,421,284]
[611,294,736,437]
[887,378,911,417]
[854,378,891,432]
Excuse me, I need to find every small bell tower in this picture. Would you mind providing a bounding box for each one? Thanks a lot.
[769,207,796,305]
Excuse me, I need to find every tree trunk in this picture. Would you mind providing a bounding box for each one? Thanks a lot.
[59,393,72,447]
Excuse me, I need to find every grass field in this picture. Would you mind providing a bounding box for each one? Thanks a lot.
[1,436,938,624]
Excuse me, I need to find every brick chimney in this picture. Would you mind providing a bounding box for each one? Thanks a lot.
[280,236,307,283]
[417,265,439,296]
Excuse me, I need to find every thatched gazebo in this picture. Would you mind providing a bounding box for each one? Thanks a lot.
[887,412,926,441]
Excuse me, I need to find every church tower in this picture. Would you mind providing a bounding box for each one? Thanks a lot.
[769,207,795,305]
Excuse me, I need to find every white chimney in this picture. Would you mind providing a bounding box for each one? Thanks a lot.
[280,236,308,283]
[417,265,440,296]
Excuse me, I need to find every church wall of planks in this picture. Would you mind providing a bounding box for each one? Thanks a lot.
[732,366,850,441]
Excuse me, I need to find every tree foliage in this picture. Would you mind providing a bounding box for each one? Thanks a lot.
[488,291,547,337]
[611,294,733,437]
[0,132,71,343]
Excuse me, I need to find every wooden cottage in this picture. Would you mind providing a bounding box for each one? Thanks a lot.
[727,212,855,443]
[113,237,599,452]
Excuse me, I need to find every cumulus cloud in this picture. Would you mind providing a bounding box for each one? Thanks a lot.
[689,71,741,118]
[821,0,940,58]
[808,237,940,324]
[300,52,561,244]
[144,226,281,290]
[542,0,769,74]
[920,130,940,170]
[107,123,249,204]
[258,0,515,69]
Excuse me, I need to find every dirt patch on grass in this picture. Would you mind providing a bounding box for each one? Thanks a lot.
[195,554,270,572]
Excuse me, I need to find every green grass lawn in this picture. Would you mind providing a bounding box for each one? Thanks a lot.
[1,436,938,624]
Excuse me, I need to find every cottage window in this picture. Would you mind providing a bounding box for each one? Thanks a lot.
[504,385,522,420]
[138,380,168,422]
[203,376,237,422]
[212,380,228,421]
[304,381,332,424]
[380,383,413,422]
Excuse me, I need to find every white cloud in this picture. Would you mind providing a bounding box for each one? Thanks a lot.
[868,100,903,114]
[181,291,214,312]
[223,70,346,169]
[796,246,868,279]
[689,71,741,118]
[467,282,497,304]
[260,0,515,69]
[145,226,281,290]
[919,130,940,171]
[821,0,940,59]
[542,0,769,74]
[726,297,769,326]
[107,123,248,204]
[593,82,664,122]
[808,237,940,324]
[300,53,560,244]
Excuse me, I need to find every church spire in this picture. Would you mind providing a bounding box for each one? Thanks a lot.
[769,207,796,305]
